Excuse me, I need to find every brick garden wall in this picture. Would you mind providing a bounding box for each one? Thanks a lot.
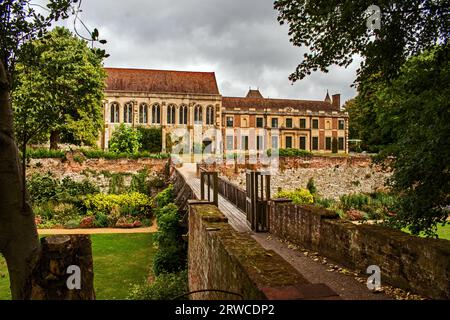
[269,200,450,299]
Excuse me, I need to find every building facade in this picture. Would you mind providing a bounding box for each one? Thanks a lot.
[101,68,349,154]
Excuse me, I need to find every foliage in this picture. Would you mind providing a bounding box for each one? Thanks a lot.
[274,0,449,83]
[108,173,126,195]
[12,27,106,148]
[340,193,371,211]
[109,124,142,154]
[137,126,162,153]
[374,45,449,236]
[83,192,152,222]
[130,169,150,195]
[274,188,314,205]
[152,186,187,276]
[80,148,170,160]
[25,148,66,159]
[345,74,394,153]
[306,177,317,195]
[278,148,313,157]
[339,192,398,220]
[27,173,99,205]
[128,270,188,300]
[314,197,336,209]
[154,185,174,209]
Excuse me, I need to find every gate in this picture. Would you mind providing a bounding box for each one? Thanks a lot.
[200,170,218,206]
[245,170,271,232]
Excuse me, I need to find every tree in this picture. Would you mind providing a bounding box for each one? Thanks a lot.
[109,124,142,154]
[0,0,105,299]
[274,0,449,83]
[344,75,395,153]
[375,45,450,236]
[13,27,106,150]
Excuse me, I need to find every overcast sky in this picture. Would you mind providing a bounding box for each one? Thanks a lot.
[56,0,360,104]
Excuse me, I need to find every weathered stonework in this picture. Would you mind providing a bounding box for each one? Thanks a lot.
[188,202,339,300]
[268,201,450,299]
[215,155,390,199]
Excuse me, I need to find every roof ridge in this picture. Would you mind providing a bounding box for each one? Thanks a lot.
[104,67,216,75]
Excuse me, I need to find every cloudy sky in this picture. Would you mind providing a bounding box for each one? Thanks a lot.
[56,0,360,104]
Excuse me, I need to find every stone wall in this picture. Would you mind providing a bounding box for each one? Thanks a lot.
[188,202,339,300]
[27,156,168,178]
[269,200,450,299]
[212,155,390,200]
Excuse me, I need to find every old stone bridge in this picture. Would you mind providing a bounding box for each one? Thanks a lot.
[171,162,450,300]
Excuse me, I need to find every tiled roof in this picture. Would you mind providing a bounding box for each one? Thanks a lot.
[246,89,264,98]
[105,68,220,95]
[222,97,338,112]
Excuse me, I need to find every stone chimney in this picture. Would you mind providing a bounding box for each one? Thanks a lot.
[332,94,341,111]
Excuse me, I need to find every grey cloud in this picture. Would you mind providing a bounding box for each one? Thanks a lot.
[66,0,359,103]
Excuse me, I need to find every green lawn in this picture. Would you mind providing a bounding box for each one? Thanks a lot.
[0,233,156,300]
[402,224,450,240]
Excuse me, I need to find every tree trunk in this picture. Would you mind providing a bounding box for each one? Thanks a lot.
[49,130,60,150]
[0,60,40,299]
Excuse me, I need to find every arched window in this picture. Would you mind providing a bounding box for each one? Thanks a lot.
[152,104,161,124]
[167,104,176,125]
[206,105,214,125]
[124,102,133,123]
[139,103,148,124]
[194,105,203,125]
[110,102,120,123]
[179,105,188,125]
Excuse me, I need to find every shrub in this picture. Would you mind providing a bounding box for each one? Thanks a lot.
[128,270,188,300]
[153,245,187,276]
[28,173,61,204]
[340,193,371,211]
[137,126,162,153]
[94,213,109,228]
[28,173,99,205]
[80,148,170,160]
[130,169,150,194]
[109,124,142,154]
[315,197,336,209]
[25,148,66,159]
[154,185,174,208]
[306,177,317,195]
[274,188,314,205]
[83,192,152,223]
[278,148,313,157]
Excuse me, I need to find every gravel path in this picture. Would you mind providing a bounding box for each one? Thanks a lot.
[252,233,393,300]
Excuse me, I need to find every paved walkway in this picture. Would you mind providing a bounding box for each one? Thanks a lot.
[177,163,251,233]
[177,163,394,300]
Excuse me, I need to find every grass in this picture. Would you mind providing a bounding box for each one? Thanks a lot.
[0,233,156,300]
[401,224,450,240]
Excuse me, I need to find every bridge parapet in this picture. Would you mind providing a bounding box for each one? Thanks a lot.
[188,201,340,300]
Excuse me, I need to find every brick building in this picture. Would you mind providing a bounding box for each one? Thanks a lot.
[101,67,348,154]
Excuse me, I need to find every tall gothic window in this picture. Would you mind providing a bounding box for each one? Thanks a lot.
[206,105,214,125]
[194,105,203,125]
[167,104,176,125]
[179,105,188,125]
[139,103,148,124]
[110,102,119,123]
[124,102,133,123]
[152,104,161,124]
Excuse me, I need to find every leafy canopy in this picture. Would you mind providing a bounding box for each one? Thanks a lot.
[274,0,449,82]
[12,26,106,147]
[109,123,142,154]
[375,45,450,236]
